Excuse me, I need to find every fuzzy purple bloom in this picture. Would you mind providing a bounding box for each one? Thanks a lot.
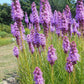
[31,2,40,32]
[76,0,84,33]
[26,34,34,54]
[33,67,44,84]
[25,12,29,24]
[61,12,68,36]
[55,11,62,36]
[34,32,40,48]
[30,13,33,23]
[13,46,19,58]
[66,58,73,73]
[29,23,33,30]
[40,34,46,50]
[11,0,24,22]
[63,36,70,54]
[40,0,50,37]
[69,41,80,65]
[47,45,57,66]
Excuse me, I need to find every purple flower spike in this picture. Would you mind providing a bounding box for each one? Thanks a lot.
[30,13,33,24]
[27,34,34,54]
[47,45,57,66]
[11,0,24,22]
[33,67,44,84]
[61,12,68,36]
[69,41,80,65]
[29,23,33,30]
[34,32,40,48]
[66,58,73,73]
[31,2,40,32]
[13,46,19,58]
[76,0,84,33]
[25,12,29,24]
[40,34,46,50]
[55,11,62,37]
[63,36,70,54]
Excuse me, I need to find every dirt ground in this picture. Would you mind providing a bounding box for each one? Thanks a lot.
[0,43,17,81]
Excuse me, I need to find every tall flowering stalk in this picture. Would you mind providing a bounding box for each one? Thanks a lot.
[72,19,81,37]
[25,12,29,28]
[11,0,25,50]
[40,0,50,37]
[47,45,57,84]
[31,2,40,32]
[66,41,80,84]
[63,36,70,55]
[61,12,68,37]
[64,5,72,36]
[33,67,45,84]
[76,0,84,36]
[54,11,62,37]
[66,58,73,84]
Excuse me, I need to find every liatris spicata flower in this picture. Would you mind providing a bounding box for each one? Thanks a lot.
[30,29,35,47]
[61,12,68,36]
[76,0,84,34]
[72,19,79,35]
[31,2,40,32]
[29,23,33,30]
[64,5,72,36]
[40,34,46,50]
[11,0,24,22]
[30,13,33,24]
[69,41,80,65]
[40,0,50,37]
[55,11,62,37]
[13,46,19,58]
[26,34,34,54]
[66,58,73,73]
[63,36,70,54]
[33,67,44,84]
[34,32,40,48]
[47,45,57,66]
[25,12,29,27]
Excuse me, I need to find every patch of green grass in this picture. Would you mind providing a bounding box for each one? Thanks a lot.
[0,37,15,46]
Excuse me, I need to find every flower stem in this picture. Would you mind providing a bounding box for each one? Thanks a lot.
[69,73,71,84]
[51,66,54,84]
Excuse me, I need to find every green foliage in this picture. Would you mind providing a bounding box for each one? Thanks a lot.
[0,37,14,46]
[25,28,30,35]
[0,24,11,33]
[0,3,12,25]
[0,31,8,38]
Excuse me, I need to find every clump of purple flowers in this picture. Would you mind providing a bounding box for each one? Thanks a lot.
[33,67,44,84]
[63,36,70,54]
[47,45,57,66]
[13,46,19,58]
